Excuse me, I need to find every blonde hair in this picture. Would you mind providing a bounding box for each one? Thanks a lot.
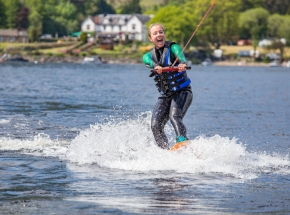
[148,23,165,37]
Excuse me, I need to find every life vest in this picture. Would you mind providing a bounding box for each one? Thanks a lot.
[150,41,191,95]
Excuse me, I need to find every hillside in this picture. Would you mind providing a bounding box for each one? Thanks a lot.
[106,0,163,11]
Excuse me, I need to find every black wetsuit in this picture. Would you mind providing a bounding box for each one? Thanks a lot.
[151,90,192,149]
[143,41,193,149]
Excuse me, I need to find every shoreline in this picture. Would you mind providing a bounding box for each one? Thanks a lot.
[23,55,141,64]
[213,61,268,67]
[1,55,283,67]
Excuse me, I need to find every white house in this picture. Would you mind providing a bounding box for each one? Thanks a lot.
[81,16,96,33]
[81,14,152,42]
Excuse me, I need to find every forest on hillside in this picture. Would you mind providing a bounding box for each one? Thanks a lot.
[0,0,290,46]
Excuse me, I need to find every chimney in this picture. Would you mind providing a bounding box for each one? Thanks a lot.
[94,15,99,24]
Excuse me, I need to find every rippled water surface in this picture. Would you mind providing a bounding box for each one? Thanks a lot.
[0,63,290,214]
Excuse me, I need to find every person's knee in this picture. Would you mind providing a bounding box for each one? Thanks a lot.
[151,120,163,132]
[169,112,182,123]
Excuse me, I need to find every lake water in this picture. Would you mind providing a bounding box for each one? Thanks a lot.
[0,62,290,214]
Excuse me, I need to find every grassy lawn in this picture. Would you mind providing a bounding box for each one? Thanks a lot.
[91,47,122,55]
[38,46,71,54]
[0,41,77,55]
[220,45,265,55]
[90,46,143,59]
[0,42,32,49]
[220,45,290,58]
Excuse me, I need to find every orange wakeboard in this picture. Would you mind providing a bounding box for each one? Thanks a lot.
[170,140,191,151]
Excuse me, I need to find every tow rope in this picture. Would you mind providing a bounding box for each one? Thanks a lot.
[151,0,217,75]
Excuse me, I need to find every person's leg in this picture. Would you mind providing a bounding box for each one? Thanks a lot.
[169,91,193,142]
[151,98,171,149]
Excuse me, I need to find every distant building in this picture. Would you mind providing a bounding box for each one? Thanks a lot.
[0,29,28,43]
[258,39,272,47]
[81,14,152,42]
[81,16,96,32]
[213,49,223,58]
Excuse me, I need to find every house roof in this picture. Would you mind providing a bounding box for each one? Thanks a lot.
[0,29,28,36]
[82,16,95,25]
[134,14,151,24]
[95,14,151,26]
[96,14,131,26]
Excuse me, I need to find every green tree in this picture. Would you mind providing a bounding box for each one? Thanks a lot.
[16,6,30,30]
[267,14,284,38]
[80,32,88,43]
[260,0,290,15]
[239,8,269,40]
[185,0,242,47]
[96,0,115,14]
[279,16,290,44]
[0,0,6,28]
[25,0,44,41]
[148,0,242,48]
[240,0,265,12]
[24,0,80,38]
[54,1,78,36]
[70,1,88,26]
[162,0,187,6]
[241,0,290,14]
[120,0,142,14]
[41,0,62,36]
[25,0,44,12]
[71,0,115,27]
[27,10,42,42]
[143,5,158,15]
[3,0,21,29]
[147,5,192,46]
[83,0,115,17]
[239,8,269,59]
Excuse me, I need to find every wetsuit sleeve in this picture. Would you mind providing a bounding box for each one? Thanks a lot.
[171,44,187,65]
[143,52,154,68]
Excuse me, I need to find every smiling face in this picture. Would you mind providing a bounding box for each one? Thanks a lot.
[148,24,166,49]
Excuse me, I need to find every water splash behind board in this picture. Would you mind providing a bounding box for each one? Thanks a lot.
[0,112,289,179]
[65,112,290,179]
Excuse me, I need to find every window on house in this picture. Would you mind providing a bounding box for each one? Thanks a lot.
[132,24,136,30]
[119,26,122,31]
[87,24,90,30]
[103,25,106,30]
[0,36,2,42]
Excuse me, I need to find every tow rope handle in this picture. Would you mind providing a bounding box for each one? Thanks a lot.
[149,66,191,77]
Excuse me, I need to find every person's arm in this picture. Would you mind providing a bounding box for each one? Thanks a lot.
[143,52,154,68]
[171,44,187,64]
[143,52,161,69]
[143,52,164,74]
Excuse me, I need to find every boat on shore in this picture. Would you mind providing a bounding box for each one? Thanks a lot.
[82,56,102,64]
[201,58,212,66]
[269,60,282,67]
